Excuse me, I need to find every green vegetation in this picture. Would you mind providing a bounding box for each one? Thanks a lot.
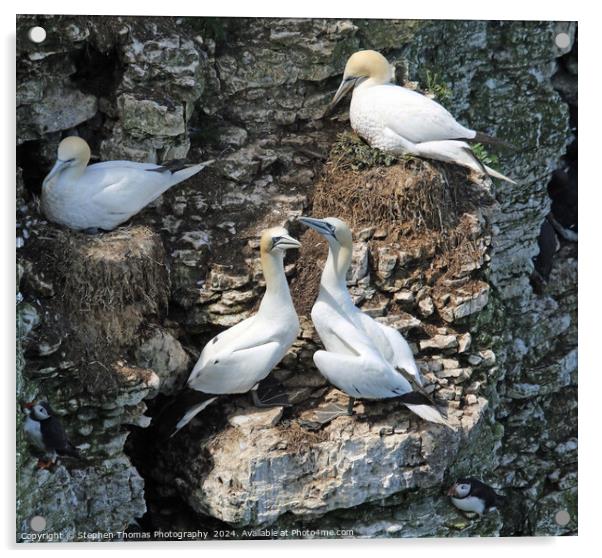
[423,70,452,104]
[471,143,501,170]
[329,131,400,171]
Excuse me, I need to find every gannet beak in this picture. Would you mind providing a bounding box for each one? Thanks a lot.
[447,484,458,497]
[42,159,68,188]
[298,216,335,238]
[273,234,301,250]
[324,77,357,116]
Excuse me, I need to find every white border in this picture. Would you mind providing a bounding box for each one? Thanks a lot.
[3,2,594,556]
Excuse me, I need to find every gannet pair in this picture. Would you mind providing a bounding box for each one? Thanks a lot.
[327,50,515,184]
[42,136,213,232]
[299,217,452,428]
[163,227,301,438]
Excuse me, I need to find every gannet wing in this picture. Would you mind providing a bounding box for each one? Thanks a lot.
[314,348,412,400]
[311,299,374,356]
[348,310,422,385]
[87,161,160,171]
[372,85,475,144]
[196,316,256,369]
[87,167,174,217]
[374,322,423,386]
[312,301,413,398]
[188,340,284,394]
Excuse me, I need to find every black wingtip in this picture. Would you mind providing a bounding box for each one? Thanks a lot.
[471,131,516,151]
[146,159,190,174]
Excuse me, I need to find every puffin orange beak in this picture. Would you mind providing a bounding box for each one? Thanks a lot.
[23,401,35,409]
[447,484,458,497]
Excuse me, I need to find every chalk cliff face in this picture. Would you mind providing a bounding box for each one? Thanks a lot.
[16,16,577,539]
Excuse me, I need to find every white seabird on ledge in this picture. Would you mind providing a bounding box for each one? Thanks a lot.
[299,216,453,429]
[160,227,301,438]
[41,136,213,232]
[326,50,516,184]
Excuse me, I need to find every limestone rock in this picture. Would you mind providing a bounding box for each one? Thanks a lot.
[157,397,486,527]
[135,329,191,395]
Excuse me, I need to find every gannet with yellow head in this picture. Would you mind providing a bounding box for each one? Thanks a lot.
[327,50,515,184]
[160,227,301,437]
[299,216,453,428]
[42,136,213,232]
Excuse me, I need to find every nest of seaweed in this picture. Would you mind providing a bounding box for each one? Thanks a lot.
[290,132,496,317]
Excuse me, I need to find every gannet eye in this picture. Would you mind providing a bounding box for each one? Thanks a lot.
[271,236,282,248]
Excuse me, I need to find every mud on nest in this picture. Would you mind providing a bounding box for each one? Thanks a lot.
[291,132,496,317]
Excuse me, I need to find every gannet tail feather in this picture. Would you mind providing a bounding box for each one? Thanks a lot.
[399,392,456,430]
[170,397,218,438]
[483,164,517,185]
[147,159,214,184]
[459,145,517,185]
[413,140,515,185]
[471,132,515,151]
[153,388,218,439]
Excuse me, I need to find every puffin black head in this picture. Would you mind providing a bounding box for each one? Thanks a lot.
[25,401,52,422]
[447,478,474,498]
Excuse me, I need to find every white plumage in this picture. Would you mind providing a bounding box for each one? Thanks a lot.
[169,227,301,436]
[328,50,515,184]
[23,415,45,451]
[299,216,452,428]
[41,136,212,231]
[311,295,415,399]
[450,495,487,515]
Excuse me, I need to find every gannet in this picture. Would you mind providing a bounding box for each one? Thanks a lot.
[447,478,502,516]
[326,50,516,184]
[41,136,213,232]
[23,401,79,468]
[299,216,451,428]
[161,227,301,438]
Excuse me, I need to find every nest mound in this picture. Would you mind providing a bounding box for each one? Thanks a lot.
[291,132,495,317]
[26,225,169,349]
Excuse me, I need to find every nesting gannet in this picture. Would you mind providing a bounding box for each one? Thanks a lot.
[447,478,502,516]
[299,216,451,428]
[160,227,301,438]
[23,401,79,468]
[42,136,213,232]
[326,50,515,184]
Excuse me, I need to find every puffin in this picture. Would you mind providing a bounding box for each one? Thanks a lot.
[158,227,302,438]
[41,136,213,232]
[447,477,502,516]
[326,50,515,184]
[23,401,79,468]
